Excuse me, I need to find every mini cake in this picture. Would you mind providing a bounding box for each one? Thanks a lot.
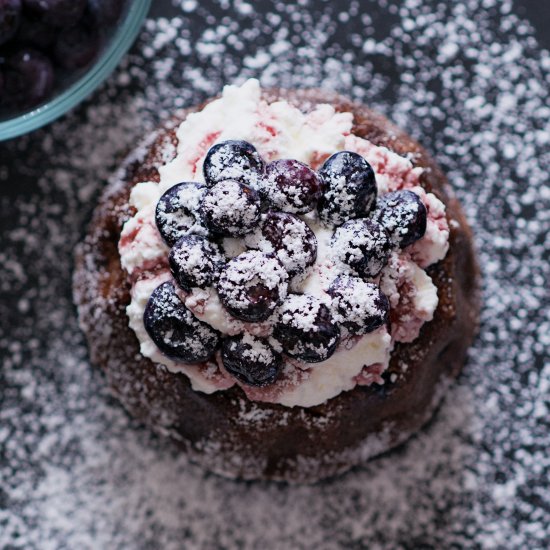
[74,80,479,483]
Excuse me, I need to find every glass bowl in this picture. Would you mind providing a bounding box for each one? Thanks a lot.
[0,0,151,141]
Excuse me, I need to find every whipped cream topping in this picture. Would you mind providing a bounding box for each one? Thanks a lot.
[119,79,450,408]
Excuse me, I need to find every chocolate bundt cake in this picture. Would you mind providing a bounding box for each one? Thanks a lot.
[73,80,479,483]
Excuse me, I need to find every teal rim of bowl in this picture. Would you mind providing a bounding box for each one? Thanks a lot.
[0,0,152,141]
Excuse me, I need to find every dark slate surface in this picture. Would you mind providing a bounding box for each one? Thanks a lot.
[0,1,548,548]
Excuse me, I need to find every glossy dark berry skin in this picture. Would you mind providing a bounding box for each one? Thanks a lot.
[54,22,99,70]
[246,211,317,279]
[328,274,389,335]
[143,281,220,363]
[23,0,86,28]
[0,0,21,46]
[2,48,54,108]
[155,182,208,247]
[169,234,225,291]
[331,218,392,279]
[203,140,265,188]
[260,159,323,214]
[318,151,377,225]
[16,15,56,49]
[0,0,126,116]
[217,251,288,322]
[221,334,281,387]
[374,190,427,248]
[200,179,261,237]
[273,294,340,363]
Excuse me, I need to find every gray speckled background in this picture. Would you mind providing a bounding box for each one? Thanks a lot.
[0,1,548,548]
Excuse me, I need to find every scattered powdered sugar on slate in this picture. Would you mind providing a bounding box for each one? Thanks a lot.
[0,0,549,548]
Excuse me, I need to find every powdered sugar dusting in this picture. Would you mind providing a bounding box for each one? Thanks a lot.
[380,253,439,343]
[238,333,274,364]
[1,0,548,547]
[331,218,392,278]
[330,274,388,332]
[245,211,318,280]
[200,179,261,234]
[218,250,288,309]
[282,294,323,331]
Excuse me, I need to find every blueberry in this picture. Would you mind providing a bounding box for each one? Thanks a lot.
[217,251,288,322]
[374,190,427,248]
[54,22,99,70]
[23,0,86,28]
[221,334,281,387]
[16,15,56,49]
[200,179,261,237]
[245,211,317,279]
[203,140,265,188]
[2,48,54,108]
[155,182,208,247]
[328,274,389,335]
[88,0,124,25]
[273,293,340,363]
[331,218,391,279]
[143,281,220,363]
[0,0,21,46]
[318,151,377,225]
[259,159,323,214]
[169,234,225,291]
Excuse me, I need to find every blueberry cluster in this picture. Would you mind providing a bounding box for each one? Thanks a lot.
[0,0,124,112]
[144,140,427,387]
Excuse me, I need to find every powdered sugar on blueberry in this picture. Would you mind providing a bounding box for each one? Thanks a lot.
[221,333,281,387]
[155,181,208,246]
[200,179,261,236]
[260,158,323,214]
[217,250,288,322]
[318,150,378,224]
[329,274,389,335]
[203,139,265,188]
[245,210,317,280]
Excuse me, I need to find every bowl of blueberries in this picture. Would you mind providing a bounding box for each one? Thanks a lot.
[0,0,151,140]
